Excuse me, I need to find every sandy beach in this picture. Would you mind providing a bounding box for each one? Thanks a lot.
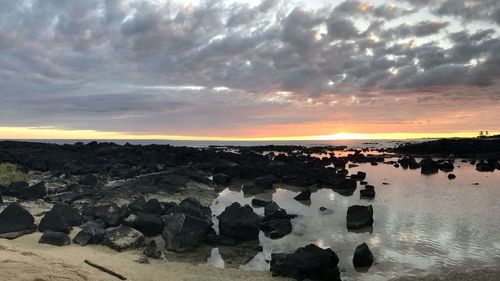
[0,232,291,281]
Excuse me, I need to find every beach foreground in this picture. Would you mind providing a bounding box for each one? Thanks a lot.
[0,232,289,281]
[1,234,499,281]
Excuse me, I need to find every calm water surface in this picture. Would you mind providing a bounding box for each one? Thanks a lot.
[210,158,500,280]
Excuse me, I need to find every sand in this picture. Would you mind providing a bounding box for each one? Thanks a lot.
[2,233,500,281]
[0,232,291,281]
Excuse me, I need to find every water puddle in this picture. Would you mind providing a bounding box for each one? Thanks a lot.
[209,158,500,280]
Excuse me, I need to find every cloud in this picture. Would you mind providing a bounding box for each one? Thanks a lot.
[0,0,499,136]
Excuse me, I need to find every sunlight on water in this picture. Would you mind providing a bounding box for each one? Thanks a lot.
[210,158,500,280]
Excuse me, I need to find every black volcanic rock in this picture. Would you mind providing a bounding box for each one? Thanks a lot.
[18,181,47,200]
[52,203,84,226]
[39,231,71,246]
[144,240,162,259]
[242,184,264,195]
[143,199,164,215]
[271,244,341,281]
[213,173,231,184]
[38,208,71,234]
[294,189,311,201]
[73,223,106,246]
[347,205,374,229]
[103,226,146,252]
[251,198,271,207]
[353,243,374,267]
[218,202,260,241]
[161,213,211,252]
[0,203,36,239]
[254,175,277,189]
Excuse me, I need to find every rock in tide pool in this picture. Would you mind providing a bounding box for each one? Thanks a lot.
[161,213,211,252]
[353,243,374,268]
[448,173,456,180]
[242,184,264,195]
[39,231,70,246]
[271,244,341,281]
[251,198,271,207]
[103,226,146,252]
[0,203,36,239]
[73,223,106,246]
[346,205,374,229]
[218,202,260,241]
[254,175,277,190]
[294,189,311,201]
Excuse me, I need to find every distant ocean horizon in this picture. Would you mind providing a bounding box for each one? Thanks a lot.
[2,138,432,149]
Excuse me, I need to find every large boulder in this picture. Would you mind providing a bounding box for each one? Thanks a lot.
[172,197,212,223]
[143,199,164,216]
[73,223,106,246]
[0,203,36,239]
[131,213,163,237]
[353,243,374,267]
[346,205,374,229]
[38,208,71,234]
[52,203,84,226]
[161,213,211,252]
[271,244,341,281]
[128,196,147,214]
[103,226,146,251]
[39,231,71,246]
[18,181,47,200]
[218,202,260,241]
[89,203,124,227]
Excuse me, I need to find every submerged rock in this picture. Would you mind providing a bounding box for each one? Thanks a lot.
[218,202,260,241]
[39,231,70,246]
[103,226,146,252]
[0,203,36,239]
[73,223,106,246]
[271,244,341,281]
[346,205,374,229]
[353,243,374,267]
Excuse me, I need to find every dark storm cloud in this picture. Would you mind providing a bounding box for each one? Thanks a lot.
[0,0,499,134]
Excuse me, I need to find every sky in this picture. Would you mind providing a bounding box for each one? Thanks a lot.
[0,0,499,140]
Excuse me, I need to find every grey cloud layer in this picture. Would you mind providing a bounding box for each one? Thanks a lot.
[0,0,499,134]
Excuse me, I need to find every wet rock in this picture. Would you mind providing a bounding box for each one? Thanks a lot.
[18,181,47,200]
[143,199,164,216]
[38,208,71,234]
[242,184,264,195]
[213,173,231,184]
[0,203,37,239]
[439,161,454,172]
[52,203,84,226]
[448,173,456,180]
[347,205,374,229]
[39,231,70,246]
[353,243,374,267]
[261,202,293,239]
[132,213,163,237]
[294,189,311,201]
[254,175,277,189]
[271,244,341,281]
[420,157,439,175]
[351,171,366,181]
[161,213,211,252]
[203,233,238,246]
[103,226,146,252]
[73,223,106,246]
[251,198,271,207]
[332,178,357,196]
[360,186,375,198]
[476,161,496,172]
[264,202,287,218]
[144,240,162,259]
[398,156,419,169]
[218,202,260,241]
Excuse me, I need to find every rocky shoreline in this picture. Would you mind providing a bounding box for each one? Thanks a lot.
[0,139,499,281]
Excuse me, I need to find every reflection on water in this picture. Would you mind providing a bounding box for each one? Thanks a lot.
[210,158,500,280]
